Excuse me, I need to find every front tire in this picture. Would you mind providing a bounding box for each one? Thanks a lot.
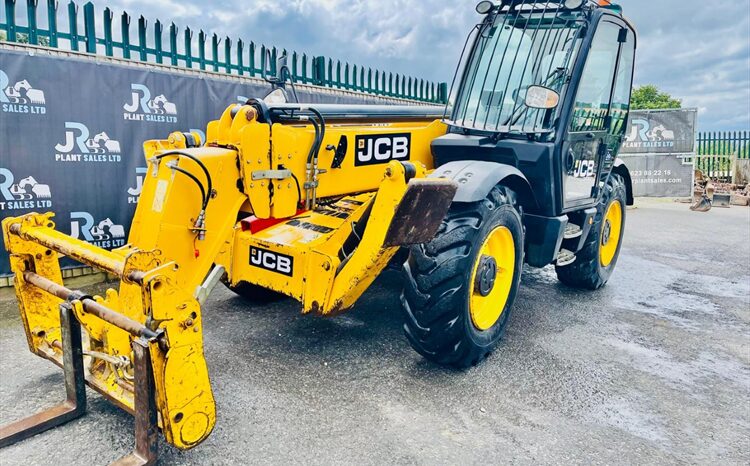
[555,174,627,289]
[401,185,524,368]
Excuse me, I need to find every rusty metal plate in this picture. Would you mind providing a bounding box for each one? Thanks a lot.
[383,179,457,247]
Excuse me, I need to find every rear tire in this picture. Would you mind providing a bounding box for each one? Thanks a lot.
[222,280,286,303]
[401,185,524,368]
[555,174,626,290]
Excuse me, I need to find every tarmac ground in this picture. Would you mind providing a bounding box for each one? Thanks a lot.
[0,198,748,465]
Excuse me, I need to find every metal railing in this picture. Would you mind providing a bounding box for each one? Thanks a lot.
[695,131,750,180]
[0,0,449,103]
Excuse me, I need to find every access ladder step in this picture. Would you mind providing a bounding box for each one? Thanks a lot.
[556,248,576,267]
[563,223,582,240]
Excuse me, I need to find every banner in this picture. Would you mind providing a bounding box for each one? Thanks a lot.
[0,49,410,275]
[620,154,694,197]
[619,108,697,197]
[621,108,697,154]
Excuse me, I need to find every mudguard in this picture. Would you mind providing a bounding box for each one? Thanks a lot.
[612,158,634,206]
[430,160,537,209]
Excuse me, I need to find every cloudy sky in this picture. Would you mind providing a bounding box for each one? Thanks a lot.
[85,0,750,131]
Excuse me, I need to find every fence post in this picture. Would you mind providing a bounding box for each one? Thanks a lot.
[169,22,177,66]
[153,20,163,64]
[83,2,95,53]
[137,15,147,61]
[292,51,298,81]
[439,82,448,103]
[184,27,192,68]
[47,0,58,47]
[301,53,308,84]
[249,41,256,76]
[236,39,244,75]
[198,30,206,70]
[211,33,219,72]
[312,56,325,86]
[103,7,113,56]
[260,44,266,76]
[67,1,78,51]
[26,0,38,45]
[120,11,130,59]
[224,36,231,73]
[4,0,17,42]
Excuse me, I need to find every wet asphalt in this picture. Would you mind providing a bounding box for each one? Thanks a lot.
[0,198,748,465]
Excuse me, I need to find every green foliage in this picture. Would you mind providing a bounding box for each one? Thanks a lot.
[0,31,50,46]
[631,84,682,110]
[14,33,50,46]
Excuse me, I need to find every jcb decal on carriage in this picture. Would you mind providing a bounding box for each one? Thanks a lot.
[250,246,294,276]
[355,133,410,166]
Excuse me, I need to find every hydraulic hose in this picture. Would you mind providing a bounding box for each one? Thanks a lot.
[167,163,207,209]
[154,151,213,208]
[306,118,321,164]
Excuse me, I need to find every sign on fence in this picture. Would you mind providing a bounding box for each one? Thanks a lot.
[620,108,697,197]
[621,108,697,154]
[0,48,414,276]
[619,154,694,197]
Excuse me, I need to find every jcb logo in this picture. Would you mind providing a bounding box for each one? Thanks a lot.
[355,133,410,166]
[250,246,293,276]
[573,160,596,178]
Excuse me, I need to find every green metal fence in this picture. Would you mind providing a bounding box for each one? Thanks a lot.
[695,131,750,180]
[0,0,449,103]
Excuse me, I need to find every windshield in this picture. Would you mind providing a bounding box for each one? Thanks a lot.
[449,4,586,136]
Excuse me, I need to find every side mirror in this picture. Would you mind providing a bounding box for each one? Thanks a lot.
[264,88,288,104]
[525,85,560,109]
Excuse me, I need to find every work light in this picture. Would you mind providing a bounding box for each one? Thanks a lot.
[475,1,495,14]
[564,0,586,9]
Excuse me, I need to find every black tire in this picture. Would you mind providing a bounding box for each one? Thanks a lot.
[555,174,627,290]
[222,280,286,303]
[401,185,524,368]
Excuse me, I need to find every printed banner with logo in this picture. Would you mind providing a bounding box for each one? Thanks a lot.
[619,108,697,197]
[621,108,697,155]
[0,49,403,276]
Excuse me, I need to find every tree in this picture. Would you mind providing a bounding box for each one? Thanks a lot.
[630,84,682,110]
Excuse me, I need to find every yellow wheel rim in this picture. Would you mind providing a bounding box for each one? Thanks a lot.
[599,199,623,267]
[469,226,515,331]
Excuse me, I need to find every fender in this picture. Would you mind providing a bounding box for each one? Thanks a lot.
[612,158,634,206]
[430,160,538,210]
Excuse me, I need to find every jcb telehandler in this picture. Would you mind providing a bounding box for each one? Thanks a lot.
[1,0,636,463]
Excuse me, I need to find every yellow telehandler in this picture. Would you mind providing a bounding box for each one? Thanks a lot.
[1,1,636,463]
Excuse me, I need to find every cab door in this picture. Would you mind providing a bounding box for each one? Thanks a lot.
[562,17,635,210]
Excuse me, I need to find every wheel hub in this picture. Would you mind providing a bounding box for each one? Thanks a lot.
[599,200,623,267]
[474,255,497,297]
[469,226,515,331]
[601,220,611,245]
